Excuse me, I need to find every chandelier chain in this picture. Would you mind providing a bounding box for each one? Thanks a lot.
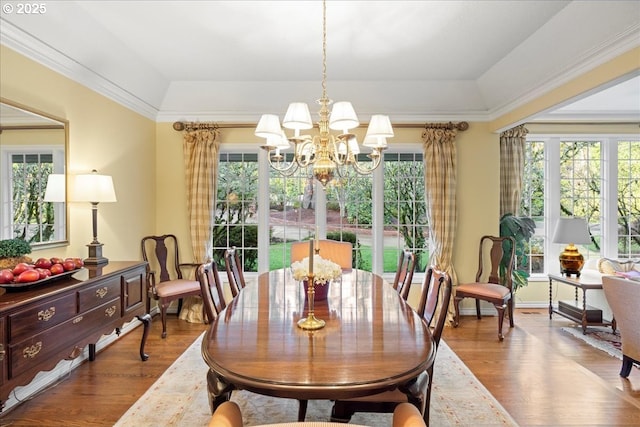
[321,0,328,104]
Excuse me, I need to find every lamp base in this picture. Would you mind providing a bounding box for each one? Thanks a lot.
[559,244,584,277]
[84,243,108,266]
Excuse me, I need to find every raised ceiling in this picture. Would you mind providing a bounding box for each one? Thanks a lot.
[1,1,639,126]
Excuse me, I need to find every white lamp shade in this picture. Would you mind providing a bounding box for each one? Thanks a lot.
[255,114,282,139]
[72,172,117,203]
[267,130,291,149]
[283,103,313,130]
[329,101,359,132]
[44,174,66,202]
[552,217,591,245]
[363,135,387,148]
[366,115,394,138]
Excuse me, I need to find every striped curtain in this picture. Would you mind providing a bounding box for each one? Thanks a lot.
[422,127,459,323]
[179,128,220,323]
[499,124,528,217]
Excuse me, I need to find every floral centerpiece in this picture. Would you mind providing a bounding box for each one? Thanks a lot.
[291,255,342,285]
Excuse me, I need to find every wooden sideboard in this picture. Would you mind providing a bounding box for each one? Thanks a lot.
[0,261,151,410]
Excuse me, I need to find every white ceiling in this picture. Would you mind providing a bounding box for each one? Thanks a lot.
[1,0,639,126]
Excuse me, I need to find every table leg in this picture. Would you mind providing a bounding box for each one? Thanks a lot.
[548,278,553,319]
[581,290,588,334]
[207,369,234,414]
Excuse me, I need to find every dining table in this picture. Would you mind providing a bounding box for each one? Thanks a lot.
[201,267,435,415]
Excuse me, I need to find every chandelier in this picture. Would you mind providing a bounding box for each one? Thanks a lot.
[254,0,394,187]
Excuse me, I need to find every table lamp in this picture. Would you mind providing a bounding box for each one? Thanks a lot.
[552,217,591,277]
[43,174,66,202]
[72,170,117,265]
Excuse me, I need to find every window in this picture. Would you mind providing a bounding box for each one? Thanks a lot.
[219,144,429,277]
[212,152,259,272]
[521,135,640,277]
[1,148,64,244]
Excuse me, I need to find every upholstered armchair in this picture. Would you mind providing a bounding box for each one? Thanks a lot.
[602,275,640,377]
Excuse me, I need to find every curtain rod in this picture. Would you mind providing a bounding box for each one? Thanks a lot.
[422,121,469,131]
[173,121,470,132]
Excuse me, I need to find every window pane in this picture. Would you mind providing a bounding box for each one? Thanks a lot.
[213,153,259,272]
[11,153,56,243]
[617,140,640,258]
[383,153,428,273]
[520,141,545,275]
[559,141,601,260]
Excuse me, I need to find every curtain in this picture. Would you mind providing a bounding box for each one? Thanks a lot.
[499,124,528,217]
[422,127,459,324]
[179,128,220,323]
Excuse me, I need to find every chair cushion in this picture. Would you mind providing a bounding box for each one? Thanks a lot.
[456,282,510,300]
[156,279,200,298]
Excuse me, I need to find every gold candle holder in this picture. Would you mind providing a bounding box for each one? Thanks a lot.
[297,273,325,330]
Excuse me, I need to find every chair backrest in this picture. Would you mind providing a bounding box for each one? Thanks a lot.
[291,239,353,270]
[393,249,416,300]
[602,275,640,360]
[416,267,453,347]
[196,261,227,323]
[224,246,246,297]
[476,235,515,289]
[141,234,184,282]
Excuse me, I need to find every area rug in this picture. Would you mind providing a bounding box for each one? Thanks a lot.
[562,326,622,359]
[115,333,519,427]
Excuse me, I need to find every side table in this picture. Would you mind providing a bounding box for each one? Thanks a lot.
[548,274,616,334]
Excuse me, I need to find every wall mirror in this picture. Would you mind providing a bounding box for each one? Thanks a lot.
[0,98,69,248]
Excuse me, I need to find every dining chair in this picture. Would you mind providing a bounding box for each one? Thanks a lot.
[453,235,516,341]
[196,261,227,324]
[224,246,246,298]
[290,239,353,270]
[393,249,416,301]
[141,234,201,338]
[330,267,453,425]
[210,400,427,427]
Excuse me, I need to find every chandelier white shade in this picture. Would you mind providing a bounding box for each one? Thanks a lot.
[254,0,393,186]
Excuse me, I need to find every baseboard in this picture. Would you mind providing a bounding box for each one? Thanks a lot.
[2,306,158,413]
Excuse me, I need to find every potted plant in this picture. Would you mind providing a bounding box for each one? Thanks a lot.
[499,213,536,293]
[0,238,33,270]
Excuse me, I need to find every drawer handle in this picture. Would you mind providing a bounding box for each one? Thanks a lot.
[96,287,109,298]
[23,341,42,359]
[105,306,117,317]
[73,316,84,324]
[0,344,4,361]
[37,307,56,321]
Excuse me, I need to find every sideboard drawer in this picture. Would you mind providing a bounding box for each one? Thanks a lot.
[8,294,77,343]
[78,278,121,312]
[9,298,121,378]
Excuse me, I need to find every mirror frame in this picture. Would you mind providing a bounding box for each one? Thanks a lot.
[0,97,69,249]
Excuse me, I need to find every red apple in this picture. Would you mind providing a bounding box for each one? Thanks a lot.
[0,269,14,284]
[49,263,64,275]
[62,260,76,271]
[50,257,64,265]
[16,269,40,283]
[72,258,84,268]
[12,262,34,275]
[36,268,51,280]
[34,257,53,269]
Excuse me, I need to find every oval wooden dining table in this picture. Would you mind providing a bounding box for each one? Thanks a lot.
[201,268,435,415]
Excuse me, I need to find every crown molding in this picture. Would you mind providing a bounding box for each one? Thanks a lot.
[0,19,159,121]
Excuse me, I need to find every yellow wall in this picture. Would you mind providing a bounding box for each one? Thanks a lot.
[1,45,157,262]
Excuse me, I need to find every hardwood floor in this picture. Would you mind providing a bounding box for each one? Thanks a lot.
[0,308,638,426]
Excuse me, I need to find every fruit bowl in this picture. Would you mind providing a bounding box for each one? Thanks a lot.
[0,257,86,291]
[0,268,83,291]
